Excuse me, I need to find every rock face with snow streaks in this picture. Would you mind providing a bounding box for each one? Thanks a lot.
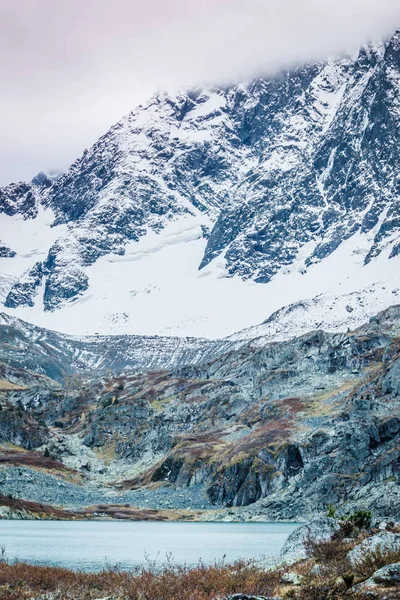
[201,37,400,279]
[0,32,400,338]
[0,312,242,382]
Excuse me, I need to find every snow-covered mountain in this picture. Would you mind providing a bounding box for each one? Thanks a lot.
[0,312,243,382]
[1,31,400,339]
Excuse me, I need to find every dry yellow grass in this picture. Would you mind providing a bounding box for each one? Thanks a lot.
[95,440,117,464]
[0,379,28,391]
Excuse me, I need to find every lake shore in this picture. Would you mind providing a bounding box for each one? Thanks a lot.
[0,516,400,600]
[0,492,304,523]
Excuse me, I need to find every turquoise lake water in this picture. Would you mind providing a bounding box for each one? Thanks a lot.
[0,520,298,571]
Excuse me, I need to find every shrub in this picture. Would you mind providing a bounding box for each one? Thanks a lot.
[353,544,400,579]
[0,557,282,600]
[345,510,372,530]
[326,503,336,518]
[338,519,354,538]
[341,572,354,589]
[296,577,348,600]
[304,535,353,565]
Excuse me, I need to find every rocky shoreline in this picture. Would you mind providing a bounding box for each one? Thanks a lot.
[0,514,399,599]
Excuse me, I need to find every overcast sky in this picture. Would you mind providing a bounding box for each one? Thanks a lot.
[1,0,399,186]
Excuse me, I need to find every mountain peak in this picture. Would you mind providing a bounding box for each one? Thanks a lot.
[0,38,399,340]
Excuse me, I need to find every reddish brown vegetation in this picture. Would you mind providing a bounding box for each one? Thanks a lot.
[84,504,203,521]
[0,494,206,521]
[0,494,81,520]
[0,558,280,600]
[222,419,294,462]
[295,533,400,600]
[0,449,75,473]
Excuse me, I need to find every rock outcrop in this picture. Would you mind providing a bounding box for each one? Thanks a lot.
[0,306,400,520]
[369,562,400,585]
[280,517,340,561]
[348,532,400,566]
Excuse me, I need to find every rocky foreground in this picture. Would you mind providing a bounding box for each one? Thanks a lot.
[1,514,400,599]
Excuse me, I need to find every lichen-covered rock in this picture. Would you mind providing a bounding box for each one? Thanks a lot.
[280,572,303,585]
[371,561,400,585]
[348,532,400,566]
[280,517,340,561]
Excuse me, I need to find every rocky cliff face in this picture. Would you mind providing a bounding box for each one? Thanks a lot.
[201,37,400,280]
[0,306,400,520]
[0,32,399,338]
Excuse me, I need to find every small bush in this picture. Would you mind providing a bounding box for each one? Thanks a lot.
[341,572,354,589]
[345,510,372,530]
[338,519,354,538]
[353,544,400,579]
[305,536,353,564]
[326,503,336,518]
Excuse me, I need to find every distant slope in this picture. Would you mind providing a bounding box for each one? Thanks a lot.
[0,312,241,382]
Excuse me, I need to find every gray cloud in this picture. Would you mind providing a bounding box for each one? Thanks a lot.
[1,0,399,185]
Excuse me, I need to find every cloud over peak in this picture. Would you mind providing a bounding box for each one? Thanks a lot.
[1,0,399,184]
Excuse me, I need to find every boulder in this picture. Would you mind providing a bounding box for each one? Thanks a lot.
[348,532,400,566]
[280,572,303,585]
[280,516,340,561]
[310,563,322,575]
[371,561,400,585]
[354,562,400,593]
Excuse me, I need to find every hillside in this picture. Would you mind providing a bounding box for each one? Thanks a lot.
[0,306,399,521]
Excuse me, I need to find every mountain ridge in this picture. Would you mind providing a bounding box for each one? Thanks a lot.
[0,32,399,339]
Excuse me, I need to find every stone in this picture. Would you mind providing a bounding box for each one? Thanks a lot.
[348,532,400,566]
[371,561,400,585]
[310,564,322,575]
[0,506,12,518]
[280,517,340,561]
[223,596,280,600]
[280,572,303,585]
